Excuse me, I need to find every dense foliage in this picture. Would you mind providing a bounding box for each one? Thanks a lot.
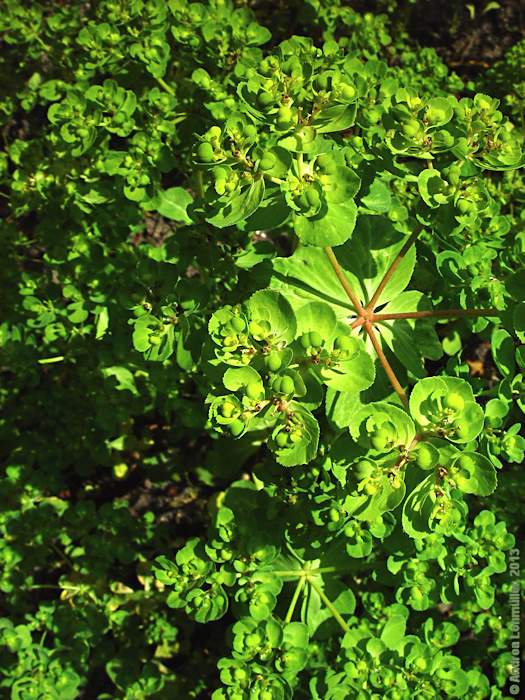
[0,1,523,698]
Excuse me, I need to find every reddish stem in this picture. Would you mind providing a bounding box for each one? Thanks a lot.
[326,232,499,412]
[324,246,365,315]
[367,227,422,310]
[372,308,500,322]
[364,321,409,409]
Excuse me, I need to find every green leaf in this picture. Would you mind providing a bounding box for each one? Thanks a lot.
[272,403,319,467]
[402,474,435,538]
[272,215,416,317]
[132,315,176,361]
[325,388,362,429]
[101,366,139,396]
[207,179,265,228]
[513,301,525,343]
[67,301,89,324]
[491,327,516,377]
[176,321,194,370]
[361,179,391,213]
[132,316,155,352]
[186,586,228,623]
[246,290,297,344]
[409,377,484,442]
[425,97,454,128]
[349,402,416,450]
[350,472,407,522]
[450,452,497,496]
[380,613,407,651]
[293,165,361,246]
[244,191,290,231]
[95,306,109,339]
[146,187,193,223]
[301,576,355,636]
[442,330,462,356]
[294,198,358,247]
[282,621,309,649]
[312,103,357,133]
[223,366,262,392]
[418,169,450,208]
[377,291,443,377]
[295,301,337,339]
[320,336,375,394]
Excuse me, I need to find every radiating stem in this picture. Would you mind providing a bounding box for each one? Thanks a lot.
[373,308,500,322]
[156,76,176,96]
[270,567,338,577]
[285,576,306,623]
[196,170,205,198]
[297,152,305,176]
[324,246,364,314]
[307,576,350,634]
[51,542,73,568]
[34,34,52,52]
[367,227,422,310]
[364,321,409,409]
[354,307,500,337]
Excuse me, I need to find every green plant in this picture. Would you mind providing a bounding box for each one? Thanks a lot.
[481,38,525,127]
[1,1,524,698]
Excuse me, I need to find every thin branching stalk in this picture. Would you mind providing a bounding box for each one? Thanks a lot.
[285,576,306,623]
[324,246,364,314]
[364,321,409,409]
[307,576,350,634]
[367,227,423,310]
[373,308,501,321]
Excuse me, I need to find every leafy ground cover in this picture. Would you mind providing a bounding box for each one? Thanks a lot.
[0,1,524,698]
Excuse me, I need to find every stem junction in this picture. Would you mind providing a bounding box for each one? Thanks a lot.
[323,238,501,409]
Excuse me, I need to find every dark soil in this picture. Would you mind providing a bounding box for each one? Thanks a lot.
[396,0,525,77]
[252,0,525,78]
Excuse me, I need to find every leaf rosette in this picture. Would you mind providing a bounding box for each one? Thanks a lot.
[409,377,484,443]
